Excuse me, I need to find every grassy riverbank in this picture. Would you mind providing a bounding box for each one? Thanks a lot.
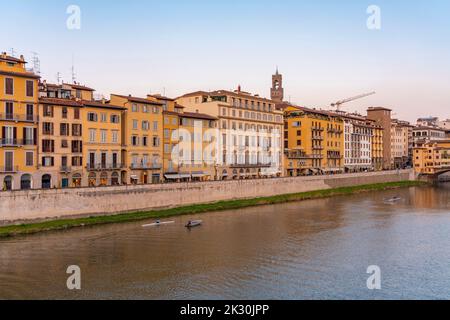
[0,180,427,238]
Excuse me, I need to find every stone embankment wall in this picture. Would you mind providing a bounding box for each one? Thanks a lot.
[0,170,415,225]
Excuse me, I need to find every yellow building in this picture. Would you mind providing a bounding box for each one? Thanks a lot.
[148,94,218,181]
[38,97,84,188]
[282,105,344,176]
[82,99,125,187]
[147,94,183,176]
[176,88,284,180]
[110,94,164,185]
[371,123,384,171]
[0,52,39,191]
[414,140,450,175]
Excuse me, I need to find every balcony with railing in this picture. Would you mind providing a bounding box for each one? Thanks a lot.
[0,139,36,147]
[229,162,272,168]
[0,113,38,122]
[0,166,19,173]
[285,150,309,159]
[130,163,162,170]
[86,163,125,171]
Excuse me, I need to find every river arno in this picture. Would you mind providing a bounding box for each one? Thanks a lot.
[1,184,450,300]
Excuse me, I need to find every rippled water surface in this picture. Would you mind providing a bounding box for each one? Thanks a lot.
[1,184,450,299]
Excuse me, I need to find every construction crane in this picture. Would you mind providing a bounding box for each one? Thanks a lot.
[331,92,376,111]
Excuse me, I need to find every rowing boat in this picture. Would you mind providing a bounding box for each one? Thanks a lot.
[384,197,402,203]
[142,221,175,228]
[185,220,203,228]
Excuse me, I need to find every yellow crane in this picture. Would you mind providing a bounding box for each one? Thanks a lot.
[331,92,376,111]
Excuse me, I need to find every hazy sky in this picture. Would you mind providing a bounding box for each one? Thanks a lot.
[1,0,449,122]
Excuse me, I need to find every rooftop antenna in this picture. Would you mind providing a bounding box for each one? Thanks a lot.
[71,54,76,84]
[56,72,62,84]
[163,87,166,96]
[30,51,41,75]
[9,48,16,57]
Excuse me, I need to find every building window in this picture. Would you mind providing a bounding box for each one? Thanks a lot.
[110,114,120,123]
[153,136,160,147]
[164,129,170,139]
[87,112,98,122]
[100,113,107,122]
[5,78,13,95]
[72,124,82,136]
[42,122,54,135]
[42,156,54,167]
[112,131,118,143]
[25,152,34,166]
[133,120,138,130]
[43,105,54,117]
[42,140,55,153]
[153,121,158,131]
[132,104,138,112]
[74,108,80,119]
[61,140,68,148]
[89,129,96,142]
[142,121,149,131]
[60,123,69,136]
[100,130,107,143]
[26,80,34,97]
[142,136,148,146]
[131,136,139,146]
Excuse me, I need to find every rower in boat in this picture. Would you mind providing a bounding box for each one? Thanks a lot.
[185,220,202,228]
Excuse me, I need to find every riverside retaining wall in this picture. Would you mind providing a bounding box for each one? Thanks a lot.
[0,170,415,225]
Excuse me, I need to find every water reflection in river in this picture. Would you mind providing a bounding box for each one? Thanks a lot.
[1,184,450,300]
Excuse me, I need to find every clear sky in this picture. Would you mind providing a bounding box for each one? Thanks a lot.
[1,0,449,122]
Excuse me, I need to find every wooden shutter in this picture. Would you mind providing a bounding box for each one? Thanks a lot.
[33,128,37,145]
[23,128,27,143]
[26,81,34,97]
[5,78,13,95]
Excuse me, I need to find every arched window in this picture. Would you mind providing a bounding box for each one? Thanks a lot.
[111,172,119,186]
[42,174,51,189]
[88,172,97,187]
[20,174,32,190]
[72,174,82,188]
[100,172,108,186]
[3,176,13,191]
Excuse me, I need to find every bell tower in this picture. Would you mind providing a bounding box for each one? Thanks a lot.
[271,67,284,102]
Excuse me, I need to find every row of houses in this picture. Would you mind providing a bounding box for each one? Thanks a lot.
[1,52,447,190]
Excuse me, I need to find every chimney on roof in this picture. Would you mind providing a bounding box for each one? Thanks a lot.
[20,55,24,61]
[237,85,241,92]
